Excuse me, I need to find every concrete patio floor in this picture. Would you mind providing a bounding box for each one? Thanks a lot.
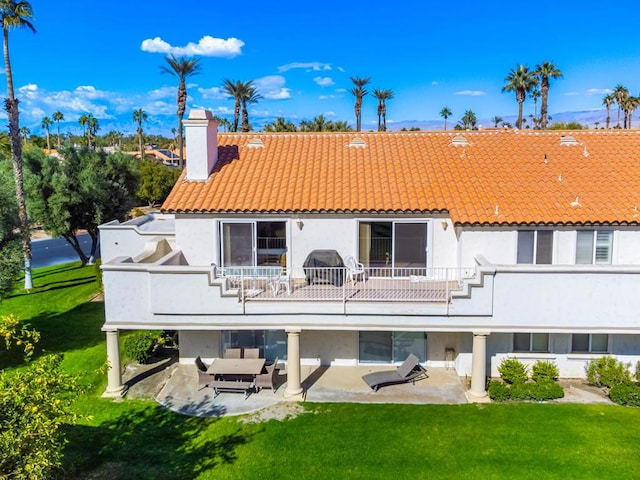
[121,354,613,418]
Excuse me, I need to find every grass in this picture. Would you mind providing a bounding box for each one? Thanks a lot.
[2,264,640,479]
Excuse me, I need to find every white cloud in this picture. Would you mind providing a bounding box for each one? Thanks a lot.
[140,35,244,58]
[337,66,345,73]
[565,92,579,96]
[455,90,486,96]
[432,81,439,86]
[586,88,612,95]
[335,88,347,93]
[254,75,291,100]
[324,111,336,117]
[147,86,176,100]
[198,86,227,100]
[18,83,39,99]
[313,76,335,87]
[319,94,337,100]
[277,62,331,73]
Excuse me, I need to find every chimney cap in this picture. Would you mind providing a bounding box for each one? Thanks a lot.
[187,109,214,120]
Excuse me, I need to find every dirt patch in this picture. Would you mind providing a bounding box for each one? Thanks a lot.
[240,402,307,423]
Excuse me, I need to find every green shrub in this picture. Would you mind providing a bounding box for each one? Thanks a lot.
[498,358,528,384]
[635,361,640,383]
[529,379,564,401]
[488,380,510,401]
[531,360,559,382]
[123,330,164,364]
[609,383,640,406]
[508,381,534,401]
[585,357,631,388]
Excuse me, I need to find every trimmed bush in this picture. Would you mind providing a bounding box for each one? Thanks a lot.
[530,379,564,401]
[488,380,510,401]
[531,360,559,382]
[498,358,528,384]
[585,357,631,389]
[609,383,640,407]
[123,330,164,364]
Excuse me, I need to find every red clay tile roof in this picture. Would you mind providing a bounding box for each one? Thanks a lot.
[161,130,640,225]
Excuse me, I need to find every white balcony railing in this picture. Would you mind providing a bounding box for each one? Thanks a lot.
[219,266,472,303]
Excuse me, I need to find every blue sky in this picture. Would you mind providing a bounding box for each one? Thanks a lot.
[5,0,640,137]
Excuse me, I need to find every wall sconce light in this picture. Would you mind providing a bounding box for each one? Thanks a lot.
[296,218,304,230]
[441,220,448,231]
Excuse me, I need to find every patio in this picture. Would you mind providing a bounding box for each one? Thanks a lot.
[123,357,470,417]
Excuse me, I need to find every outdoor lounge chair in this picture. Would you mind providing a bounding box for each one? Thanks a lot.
[255,357,279,393]
[361,353,427,392]
[195,356,214,391]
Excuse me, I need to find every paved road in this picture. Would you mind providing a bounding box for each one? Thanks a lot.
[31,233,99,268]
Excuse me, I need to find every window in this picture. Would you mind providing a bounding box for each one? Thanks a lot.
[513,333,549,352]
[359,331,426,363]
[358,221,428,275]
[572,334,608,353]
[576,231,612,264]
[220,221,286,267]
[517,230,553,264]
[222,330,286,362]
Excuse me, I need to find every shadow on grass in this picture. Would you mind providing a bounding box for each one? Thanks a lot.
[63,404,253,479]
[0,301,106,369]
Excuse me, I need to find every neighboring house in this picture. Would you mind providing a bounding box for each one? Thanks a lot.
[100,109,640,398]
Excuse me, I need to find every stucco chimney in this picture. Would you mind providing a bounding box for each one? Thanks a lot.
[183,109,219,181]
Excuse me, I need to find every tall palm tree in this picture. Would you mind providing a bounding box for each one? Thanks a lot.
[222,78,243,132]
[612,84,629,129]
[502,65,538,129]
[240,82,261,132]
[529,88,541,127]
[1,0,35,290]
[373,88,394,131]
[534,61,562,129]
[491,116,503,128]
[602,93,615,129]
[133,108,148,159]
[457,110,477,130]
[264,116,297,132]
[52,110,64,148]
[349,76,371,132]
[160,54,201,168]
[19,125,28,143]
[79,113,98,148]
[41,115,52,151]
[622,95,639,129]
[440,107,452,130]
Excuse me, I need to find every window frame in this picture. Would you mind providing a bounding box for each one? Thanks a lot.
[517,230,554,265]
[571,333,609,353]
[513,332,549,353]
[575,230,613,265]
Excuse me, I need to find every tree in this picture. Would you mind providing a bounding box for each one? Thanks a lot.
[41,116,52,151]
[264,116,297,132]
[133,108,148,159]
[622,95,639,129]
[25,147,139,265]
[79,113,98,149]
[373,88,394,131]
[534,61,562,129]
[0,165,20,300]
[222,78,243,132]
[502,64,538,129]
[456,110,478,130]
[240,82,261,132]
[52,110,63,148]
[160,54,201,167]
[491,116,503,128]
[529,88,541,127]
[137,160,181,207]
[602,93,615,129]
[349,76,371,132]
[19,125,28,142]
[440,107,452,130]
[612,84,629,129]
[1,0,35,290]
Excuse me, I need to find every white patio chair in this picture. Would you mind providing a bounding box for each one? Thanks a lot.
[345,256,366,287]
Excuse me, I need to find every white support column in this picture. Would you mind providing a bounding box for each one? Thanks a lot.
[103,329,127,397]
[284,329,304,400]
[469,332,488,398]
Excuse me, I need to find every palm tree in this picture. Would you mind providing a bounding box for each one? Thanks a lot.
[41,115,52,151]
[349,76,371,132]
[612,84,629,129]
[160,54,202,167]
[373,88,394,131]
[529,88,541,127]
[79,113,98,148]
[1,0,36,290]
[222,78,243,132]
[264,116,297,132]
[622,95,639,129]
[19,125,28,143]
[491,116,503,128]
[440,107,452,130]
[52,110,64,148]
[240,82,261,132]
[457,110,477,130]
[502,65,538,129]
[534,62,563,129]
[602,93,615,129]
[133,108,148,159]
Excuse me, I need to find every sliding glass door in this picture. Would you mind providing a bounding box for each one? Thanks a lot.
[221,221,286,267]
[358,221,428,274]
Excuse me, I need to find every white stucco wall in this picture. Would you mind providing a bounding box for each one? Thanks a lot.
[459,229,515,266]
[178,330,221,364]
[174,215,217,266]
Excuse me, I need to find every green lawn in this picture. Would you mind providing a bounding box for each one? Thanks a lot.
[2,264,640,479]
